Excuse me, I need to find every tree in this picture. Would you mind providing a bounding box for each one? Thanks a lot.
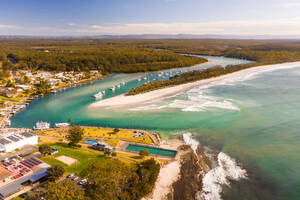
[113,128,120,134]
[44,180,87,200]
[104,151,111,157]
[139,149,150,158]
[67,126,84,146]
[47,165,65,181]
[38,144,51,156]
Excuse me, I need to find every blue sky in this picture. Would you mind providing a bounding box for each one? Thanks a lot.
[1,0,300,36]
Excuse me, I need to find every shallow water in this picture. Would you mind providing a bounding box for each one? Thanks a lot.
[11,56,300,199]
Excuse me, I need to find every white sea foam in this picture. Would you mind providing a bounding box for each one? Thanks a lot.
[182,133,248,200]
[198,152,248,200]
[182,133,199,155]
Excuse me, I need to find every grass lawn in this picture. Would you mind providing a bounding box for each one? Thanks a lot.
[40,143,108,175]
[124,135,153,144]
[0,95,24,102]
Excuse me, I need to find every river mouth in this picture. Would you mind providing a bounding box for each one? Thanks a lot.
[10,56,300,199]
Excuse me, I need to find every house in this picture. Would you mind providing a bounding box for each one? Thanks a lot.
[48,78,61,85]
[0,132,38,153]
[16,85,32,90]
[89,142,114,152]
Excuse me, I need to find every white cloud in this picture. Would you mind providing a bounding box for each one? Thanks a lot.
[86,19,300,36]
[68,23,77,26]
[280,2,300,8]
[0,24,18,29]
[4,19,300,36]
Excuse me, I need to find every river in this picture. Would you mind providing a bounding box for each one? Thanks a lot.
[11,55,300,199]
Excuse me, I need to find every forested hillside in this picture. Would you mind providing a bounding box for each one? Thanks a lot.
[0,39,206,74]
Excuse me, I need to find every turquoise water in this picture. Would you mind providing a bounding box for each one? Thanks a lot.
[125,144,177,158]
[85,140,96,144]
[10,55,300,199]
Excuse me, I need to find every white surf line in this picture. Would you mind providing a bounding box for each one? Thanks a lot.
[182,133,248,200]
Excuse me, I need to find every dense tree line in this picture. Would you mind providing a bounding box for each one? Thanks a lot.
[0,39,206,73]
[81,159,160,200]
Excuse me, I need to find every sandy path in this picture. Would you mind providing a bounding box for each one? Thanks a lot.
[89,61,300,109]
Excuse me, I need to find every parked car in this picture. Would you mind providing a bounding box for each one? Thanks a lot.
[78,178,87,185]
[67,173,74,178]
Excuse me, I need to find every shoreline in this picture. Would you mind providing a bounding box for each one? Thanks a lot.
[0,75,106,129]
[89,61,300,109]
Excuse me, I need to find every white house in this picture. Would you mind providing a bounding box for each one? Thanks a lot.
[0,132,38,152]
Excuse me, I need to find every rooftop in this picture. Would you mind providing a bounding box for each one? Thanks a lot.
[0,166,11,180]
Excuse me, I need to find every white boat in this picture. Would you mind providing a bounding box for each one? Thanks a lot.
[143,77,147,80]
[117,84,121,88]
[93,92,103,99]
[110,86,115,91]
[34,121,50,130]
[54,123,70,128]
[138,78,141,82]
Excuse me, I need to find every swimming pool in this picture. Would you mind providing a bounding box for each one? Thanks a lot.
[125,144,177,158]
[85,140,97,144]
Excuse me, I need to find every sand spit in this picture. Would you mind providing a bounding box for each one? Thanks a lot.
[89,61,300,109]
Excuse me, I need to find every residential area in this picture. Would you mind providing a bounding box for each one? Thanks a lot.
[0,69,103,129]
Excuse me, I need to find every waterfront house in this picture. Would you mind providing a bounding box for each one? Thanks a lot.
[89,142,114,152]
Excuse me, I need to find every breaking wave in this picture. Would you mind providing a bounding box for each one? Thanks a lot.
[130,62,300,112]
[198,152,248,200]
[182,133,248,200]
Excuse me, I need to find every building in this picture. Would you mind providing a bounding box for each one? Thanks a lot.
[0,157,49,199]
[0,167,12,185]
[33,121,50,130]
[89,141,114,152]
[0,132,38,153]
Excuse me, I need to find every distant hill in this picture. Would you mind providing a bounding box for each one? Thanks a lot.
[1,34,300,40]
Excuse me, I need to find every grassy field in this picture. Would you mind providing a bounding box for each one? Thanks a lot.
[36,127,134,138]
[35,127,154,145]
[40,143,108,175]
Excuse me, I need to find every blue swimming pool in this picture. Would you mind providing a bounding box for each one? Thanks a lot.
[85,140,97,144]
[125,144,177,158]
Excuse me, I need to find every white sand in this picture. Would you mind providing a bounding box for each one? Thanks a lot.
[56,155,77,165]
[89,61,300,109]
[143,160,181,200]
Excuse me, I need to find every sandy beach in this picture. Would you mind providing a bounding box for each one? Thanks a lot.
[89,61,300,109]
[143,139,183,200]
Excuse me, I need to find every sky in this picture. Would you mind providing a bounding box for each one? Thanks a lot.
[1,0,300,36]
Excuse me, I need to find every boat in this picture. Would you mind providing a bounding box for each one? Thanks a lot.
[138,78,141,82]
[110,86,115,91]
[143,77,147,80]
[117,84,121,88]
[54,123,70,128]
[34,121,50,130]
[93,92,103,99]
